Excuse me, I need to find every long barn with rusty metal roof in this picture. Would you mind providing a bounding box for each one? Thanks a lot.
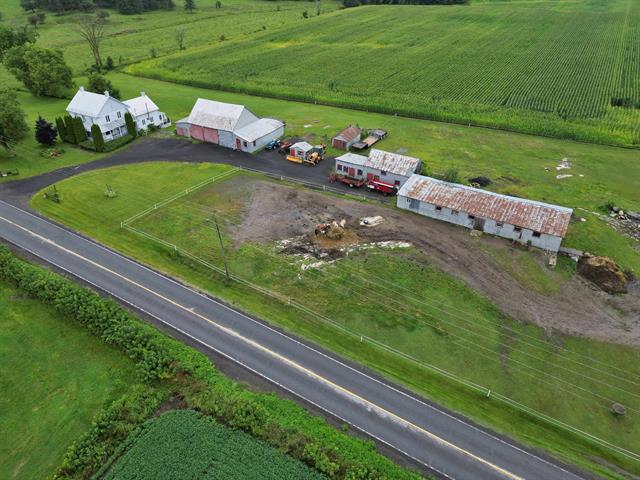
[397,174,573,251]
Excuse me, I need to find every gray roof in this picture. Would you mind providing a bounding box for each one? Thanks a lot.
[398,174,573,237]
[123,93,160,116]
[186,98,256,131]
[367,149,421,176]
[335,153,367,166]
[235,118,283,142]
[291,141,313,151]
[66,88,126,117]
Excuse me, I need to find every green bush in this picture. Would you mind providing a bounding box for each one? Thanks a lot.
[125,111,137,138]
[91,124,105,152]
[63,115,77,144]
[55,117,67,142]
[73,116,87,143]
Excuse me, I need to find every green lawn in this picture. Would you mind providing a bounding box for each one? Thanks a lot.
[127,0,640,147]
[30,162,640,479]
[104,410,326,480]
[0,279,137,480]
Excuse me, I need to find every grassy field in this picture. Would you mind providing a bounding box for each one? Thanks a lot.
[0,279,137,480]
[127,0,640,147]
[30,162,640,479]
[103,409,325,479]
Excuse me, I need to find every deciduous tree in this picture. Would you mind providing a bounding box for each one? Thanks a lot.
[77,13,106,70]
[5,44,73,97]
[0,88,28,151]
[87,72,120,98]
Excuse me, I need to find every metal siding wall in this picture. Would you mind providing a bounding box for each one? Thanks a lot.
[219,130,234,148]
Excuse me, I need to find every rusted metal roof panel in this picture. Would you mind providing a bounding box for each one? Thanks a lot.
[334,125,361,143]
[367,149,421,176]
[399,175,572,237]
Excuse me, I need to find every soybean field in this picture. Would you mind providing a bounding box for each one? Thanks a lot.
[129,0,640,146]
[103,410,326,480]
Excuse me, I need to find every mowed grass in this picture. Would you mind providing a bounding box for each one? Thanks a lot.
[128,0,640,146]
[31,163,640,479]
[0,279,137,480]
[104,410,326,480]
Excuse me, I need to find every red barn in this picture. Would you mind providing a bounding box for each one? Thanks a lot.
[332,125,362,151]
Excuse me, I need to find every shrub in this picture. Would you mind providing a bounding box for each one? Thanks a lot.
[55,117,67,142]
[64,115,77,144]
[124,111,137,138]
[73,116,87,143]
[91,124,105,152]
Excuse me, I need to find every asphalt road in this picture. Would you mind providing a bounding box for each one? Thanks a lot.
[0,196,590,480]
[0,137,377,208]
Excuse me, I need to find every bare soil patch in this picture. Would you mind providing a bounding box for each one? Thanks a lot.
[233,179,640,345]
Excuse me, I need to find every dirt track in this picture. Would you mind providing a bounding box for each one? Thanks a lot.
[235,179,640,346]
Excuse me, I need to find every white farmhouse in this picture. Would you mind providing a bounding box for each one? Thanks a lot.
[66,87,169,142]
[397,174,573,252]
[66,87,129,142]
[123,92,170,130]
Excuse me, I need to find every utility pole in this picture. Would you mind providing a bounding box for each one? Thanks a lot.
[213,212,230,282]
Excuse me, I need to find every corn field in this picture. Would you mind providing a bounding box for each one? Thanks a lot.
[129,0,640,146]
[104,410,327,479]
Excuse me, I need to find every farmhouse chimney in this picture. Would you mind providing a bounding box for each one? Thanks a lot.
[140,91,146,97]
[104,90,110,97]
[79,86,84,91]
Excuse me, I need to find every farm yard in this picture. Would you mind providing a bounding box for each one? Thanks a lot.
[30,163,640,477]
[129,0,640,146]
[103,410,326,480]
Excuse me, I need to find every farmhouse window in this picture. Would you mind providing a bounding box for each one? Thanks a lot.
[142,119,146,125]
[357,169,363,176]
[435,206,442,212]
[337,165,343,171]
[380,170,387,176]
[150,116,153,122]
[468,214,475,220]
[106,115,111,122]
[253,140,256,146]
[105,130,111,135]
[243,141,248,147]
[117,111,122,119]
[532,231,541,238]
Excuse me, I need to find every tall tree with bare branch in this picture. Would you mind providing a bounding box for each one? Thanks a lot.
[77,14,106,70]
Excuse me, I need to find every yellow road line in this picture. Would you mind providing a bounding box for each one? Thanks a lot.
[0,214,523,480]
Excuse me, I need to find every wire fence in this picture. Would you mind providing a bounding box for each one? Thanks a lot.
[120,166,640,465]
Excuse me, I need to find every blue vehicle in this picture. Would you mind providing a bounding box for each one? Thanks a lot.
[265,139,280,150]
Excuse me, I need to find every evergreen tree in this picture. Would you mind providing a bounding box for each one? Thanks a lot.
[73,116,87,143]
[64,115,77,144]
[55,117,67,142]
[184,0,195,13]
[124,111,137,138]
[35,115,57,146]
[91,124,105,151]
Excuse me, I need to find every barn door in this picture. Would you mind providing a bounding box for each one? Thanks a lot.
[348,167,356,177]
[473,218,485,231]
[235,138,241,150]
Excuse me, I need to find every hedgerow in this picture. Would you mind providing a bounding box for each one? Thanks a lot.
[0,247,422,480]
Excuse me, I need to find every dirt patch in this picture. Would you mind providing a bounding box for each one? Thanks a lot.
[233,179,640,345]
[154,393,187,417]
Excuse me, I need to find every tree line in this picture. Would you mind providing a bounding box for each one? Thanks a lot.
[343,0,468,6]
[20,0,176,15]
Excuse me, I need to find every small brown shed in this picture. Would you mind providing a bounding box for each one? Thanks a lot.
[332,125,362,151]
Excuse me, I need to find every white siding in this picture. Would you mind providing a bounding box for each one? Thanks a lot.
[398,196,563,251]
